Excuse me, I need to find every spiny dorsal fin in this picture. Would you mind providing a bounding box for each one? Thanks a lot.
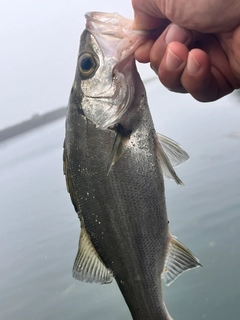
[155,133,187,185]
[73,225,113,284]
[163,235,202,286]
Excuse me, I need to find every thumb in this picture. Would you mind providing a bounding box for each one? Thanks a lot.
[132,0,166,30]
[219,25,240,86]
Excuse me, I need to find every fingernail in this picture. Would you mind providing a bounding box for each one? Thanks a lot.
[187,52,200,75]
[165,24,188,45]
[166,48,184,70]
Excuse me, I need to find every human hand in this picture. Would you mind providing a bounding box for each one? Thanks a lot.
[132,0,240,101]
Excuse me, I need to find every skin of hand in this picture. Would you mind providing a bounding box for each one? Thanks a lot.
[132,0,240,101]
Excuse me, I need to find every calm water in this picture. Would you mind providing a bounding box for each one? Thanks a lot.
[0,82,240,320]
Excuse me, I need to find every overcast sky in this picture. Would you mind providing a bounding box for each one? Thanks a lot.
[1,0,156,129]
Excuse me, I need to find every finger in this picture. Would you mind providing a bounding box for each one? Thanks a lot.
[181,49,233,101]
[134,39,155,63]
[134,25,170,63]
[133,11,165,30]
[149,24,195,73]
[158,42,188,93]
[219,25,240,86]
[132,0,240,33]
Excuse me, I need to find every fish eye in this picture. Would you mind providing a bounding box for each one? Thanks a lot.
[78,53,97,78]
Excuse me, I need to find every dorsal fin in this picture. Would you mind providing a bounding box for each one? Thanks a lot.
[154,133,189,185]
[163,235,202,286]
[73,225,113,284]
[156,133,189,167]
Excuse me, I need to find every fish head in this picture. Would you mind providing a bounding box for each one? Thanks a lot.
[73,12,148,129]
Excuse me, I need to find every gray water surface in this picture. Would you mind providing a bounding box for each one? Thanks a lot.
[1,83,240,320]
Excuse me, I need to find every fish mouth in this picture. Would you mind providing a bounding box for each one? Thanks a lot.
[85,11,134,34]
[85,11,149,61]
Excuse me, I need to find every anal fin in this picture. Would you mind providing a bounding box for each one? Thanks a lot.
[163,235,202,286]
[73,225,113,284]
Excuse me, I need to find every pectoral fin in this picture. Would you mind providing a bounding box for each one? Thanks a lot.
[155,133,189,185]
[107,131,124,174]
[107,124,131,174]
[73,225,113,284]
[163,235,202,286]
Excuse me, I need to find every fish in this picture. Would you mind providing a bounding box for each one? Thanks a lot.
[63,11,201,320]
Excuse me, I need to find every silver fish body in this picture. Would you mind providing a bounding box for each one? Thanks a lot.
[64,12,201,320]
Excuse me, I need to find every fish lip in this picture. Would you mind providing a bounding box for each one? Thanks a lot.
[84,11,149,60]
[85,11,149,35]
[85,12,134,34]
